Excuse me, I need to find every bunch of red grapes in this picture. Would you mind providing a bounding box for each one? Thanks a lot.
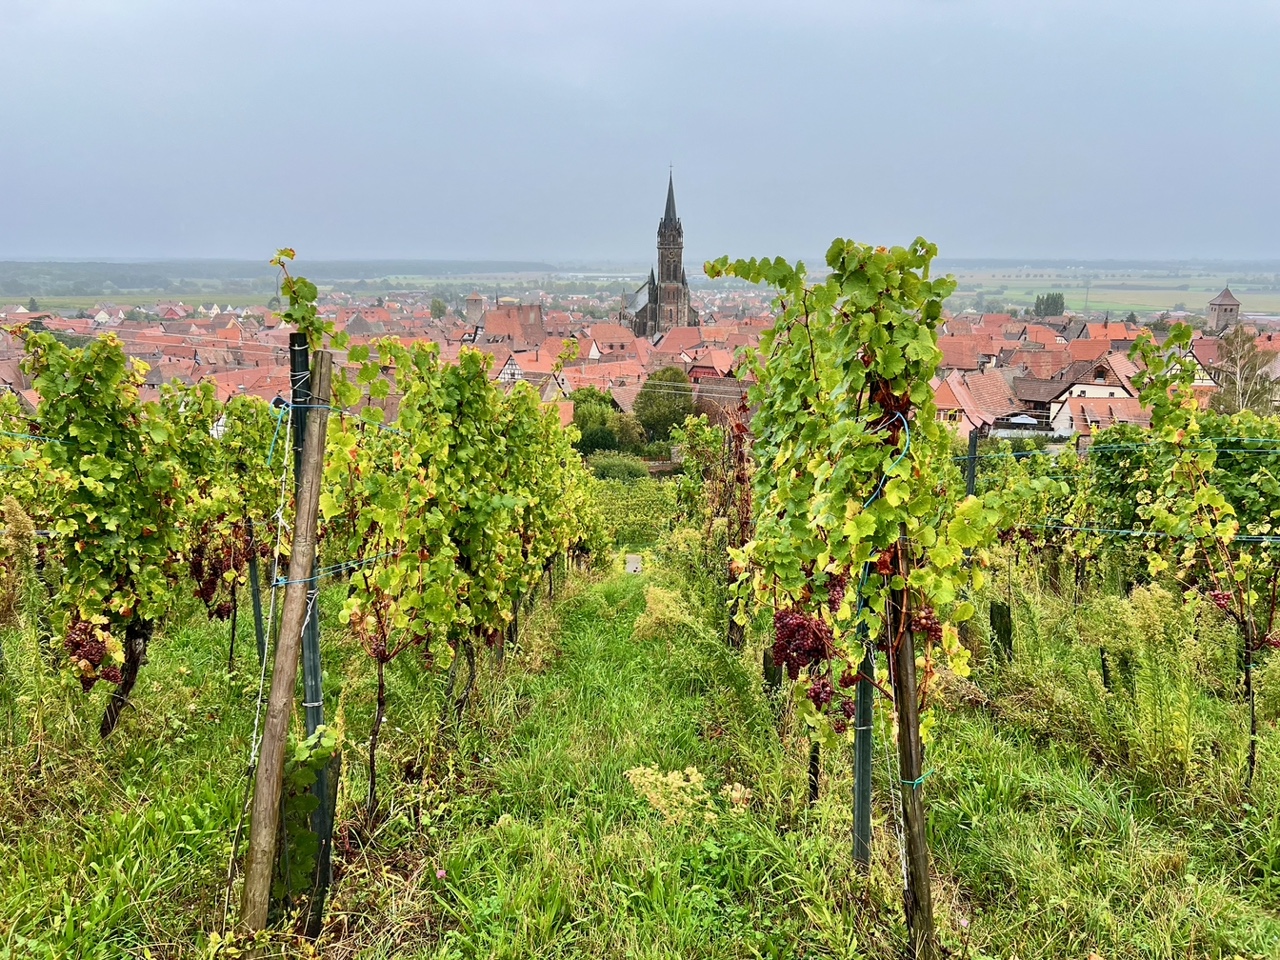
[772,606,833,681]
[910,605,943,644]
[998,527,1036,545]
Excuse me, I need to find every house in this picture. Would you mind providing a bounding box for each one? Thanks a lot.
[1057,397,1151,435]
[933,372,995,438]
[687,348,736,382]
[1009,353,1139,434]
[580,322,638,359]
[937,335,998,372]
[480,304,547,353]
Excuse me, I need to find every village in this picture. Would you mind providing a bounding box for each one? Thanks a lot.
[0,279,1274,452]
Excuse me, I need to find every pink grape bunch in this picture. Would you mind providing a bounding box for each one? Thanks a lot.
[772,607,833,681]
[827,571,849,613]
[910,605,943,644]
[1209,590,1233,613]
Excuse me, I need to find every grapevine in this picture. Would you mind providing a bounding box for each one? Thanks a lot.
[707,238,998,959]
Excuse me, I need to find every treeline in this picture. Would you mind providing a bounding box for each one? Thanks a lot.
[0,259,559,298]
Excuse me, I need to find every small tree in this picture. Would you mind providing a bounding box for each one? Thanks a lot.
[1211,325,1276,415]
[1126,311,1139,325]
[634,367,694,442]
[27,297,38,313]
[615,413,646,451]
[571,388,621,454]
[430,297,447,319]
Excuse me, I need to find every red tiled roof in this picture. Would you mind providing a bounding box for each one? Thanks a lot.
[962,370,1018,418]
[1068,339,1109,362]
[1001,347,1072,378]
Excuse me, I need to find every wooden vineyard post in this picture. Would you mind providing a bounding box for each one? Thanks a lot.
[239,350,332,934]
[289,332,336,937]
[888,532,938,960]
[762,646,782,697]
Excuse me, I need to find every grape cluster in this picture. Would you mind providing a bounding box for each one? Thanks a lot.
[875,551,895,576]
[1209,591,1233,612]
[807,675,834,710]
[840,697,856,720]
[64,617,112,691]
[998,527,1034,545]
[827,571,848,613]
[773,607,832,680]
[910,606,943,644]
[839,667,857,689]
[189,520,256,619]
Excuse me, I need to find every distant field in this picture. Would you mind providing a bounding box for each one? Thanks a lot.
[950,269,1280,315]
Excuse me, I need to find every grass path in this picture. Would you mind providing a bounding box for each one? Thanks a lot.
[6,562,1277,958]
[350,570,829,960]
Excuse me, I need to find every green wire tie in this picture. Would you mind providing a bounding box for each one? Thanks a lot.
[901,769,934,790]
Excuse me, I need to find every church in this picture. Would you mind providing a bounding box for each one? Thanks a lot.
[625,174,699,339]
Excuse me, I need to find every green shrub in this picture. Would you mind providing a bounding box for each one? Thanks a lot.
[588,452,649,481]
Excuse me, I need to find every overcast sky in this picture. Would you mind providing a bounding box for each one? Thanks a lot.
[2,0,1277,263]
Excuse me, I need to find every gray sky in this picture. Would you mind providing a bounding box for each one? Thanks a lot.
[2,0,1278,262]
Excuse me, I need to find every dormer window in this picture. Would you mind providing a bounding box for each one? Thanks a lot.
[1093,367,1107,383]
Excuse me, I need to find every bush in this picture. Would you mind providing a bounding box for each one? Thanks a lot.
[578,425,620,456]
[588,452,648,481]
[640,441,673,461]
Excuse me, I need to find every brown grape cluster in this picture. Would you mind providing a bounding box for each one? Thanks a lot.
[188,520,265,619]
[772,607,833,680]
[1209,590,1233,612]
[64,617,112,691]
[910,606,943,644]
[998,527,1036,545]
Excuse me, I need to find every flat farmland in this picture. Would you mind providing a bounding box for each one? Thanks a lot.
[949,267,1280,316]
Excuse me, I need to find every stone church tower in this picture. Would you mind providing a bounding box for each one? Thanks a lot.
[629,174,698,338]
[1208,287,1241,332]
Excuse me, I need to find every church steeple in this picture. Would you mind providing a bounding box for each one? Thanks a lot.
[627,171,698,339]
[663,172,678,224]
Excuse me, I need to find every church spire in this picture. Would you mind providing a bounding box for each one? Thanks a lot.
[663,172,678,224]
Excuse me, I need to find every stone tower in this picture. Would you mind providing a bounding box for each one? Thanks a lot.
[628,174,698,338]
[1208,287,1241,332]
[656,175,688,331]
